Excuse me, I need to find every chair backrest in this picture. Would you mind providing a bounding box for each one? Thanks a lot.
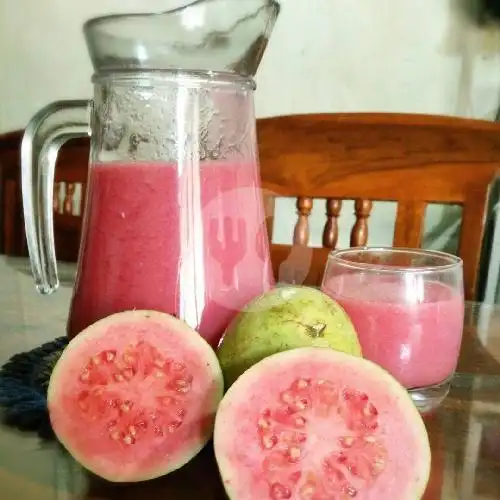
[3,113,499,299]
[0,131,89,261]
[0,131,24,255]
[50,137,89,262]
[257,113,500,301]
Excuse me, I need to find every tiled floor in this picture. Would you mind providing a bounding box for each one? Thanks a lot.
[0,257,73,363]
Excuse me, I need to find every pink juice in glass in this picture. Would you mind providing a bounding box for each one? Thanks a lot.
[67,161,275,347]
[322,274,464,389]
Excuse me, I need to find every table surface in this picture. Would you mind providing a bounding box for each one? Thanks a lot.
[0,256,500,500]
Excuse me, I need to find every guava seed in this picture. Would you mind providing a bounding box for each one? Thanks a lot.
[339,437,354,448]
[342,389,368,402]
[280,391,294,404]
[295,378,311,390]
[154,357,166,368]
[286,447,301,462]
[298,482,316,499]
[341,483,358,497]
[295,397,309,410]
[372,459,386,475]
[261,434,278,449]
[123,352,137,365]
[342,389,353,400]
[270,482,292,499]
[167,420,183,433]
[123,434,135,445]
[257,417,271,431]
[294,416,307,428]
[174,378,192,393]
[104,351,116,362]
[258,417,271,430]
[135,419,148,429]
[120,401,133,413]
[363,403,378,417]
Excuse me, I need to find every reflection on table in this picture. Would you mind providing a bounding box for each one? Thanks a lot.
[0,256,499,499]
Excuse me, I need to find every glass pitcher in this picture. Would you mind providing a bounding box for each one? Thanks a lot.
[21,0,280,347]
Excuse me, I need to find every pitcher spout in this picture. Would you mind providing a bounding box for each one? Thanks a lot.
[84,0,280,77]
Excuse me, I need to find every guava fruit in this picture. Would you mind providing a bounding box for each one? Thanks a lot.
[47,310,224,483]
[217,285,362,387]
[214,347,431,500]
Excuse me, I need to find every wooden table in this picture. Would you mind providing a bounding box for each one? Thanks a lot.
[0,256,499,499]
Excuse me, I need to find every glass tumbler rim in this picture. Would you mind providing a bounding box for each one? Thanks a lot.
[327,246,463,274]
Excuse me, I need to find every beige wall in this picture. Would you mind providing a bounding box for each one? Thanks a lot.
[2,0,500,131]
[1,0,500,248]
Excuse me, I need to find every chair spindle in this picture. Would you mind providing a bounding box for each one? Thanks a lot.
[322,198,342,248]
[293,196,313,245]
[351,199,373,247]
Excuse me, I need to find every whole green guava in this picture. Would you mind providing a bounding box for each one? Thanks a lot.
[217,285,362,387]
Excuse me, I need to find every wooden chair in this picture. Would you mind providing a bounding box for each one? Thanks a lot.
[257,112,500,500]
[0,130,88,261]
[0,131,24,255]
[258,113,500,301]
[2,112,499,301]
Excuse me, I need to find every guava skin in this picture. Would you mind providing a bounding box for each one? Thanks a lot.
[218,285,362,387]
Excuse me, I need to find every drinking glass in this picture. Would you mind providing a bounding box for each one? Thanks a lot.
[321,247,464,413]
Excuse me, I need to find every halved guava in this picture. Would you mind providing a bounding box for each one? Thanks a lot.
[47,310,224,482]
[214,347,431,500]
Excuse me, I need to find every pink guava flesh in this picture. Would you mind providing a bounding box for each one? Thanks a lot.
[214,347,431,500]
[47,310,224,482]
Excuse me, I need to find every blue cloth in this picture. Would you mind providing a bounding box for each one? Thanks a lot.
[0,337,68,439]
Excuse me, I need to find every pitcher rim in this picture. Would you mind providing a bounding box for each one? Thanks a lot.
[83,0,281,32]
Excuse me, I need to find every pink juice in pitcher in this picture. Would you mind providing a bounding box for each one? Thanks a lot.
[322,274,464,389]
[67,161,275,347]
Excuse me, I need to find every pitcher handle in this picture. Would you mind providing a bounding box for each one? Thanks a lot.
[21,100,91,295]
